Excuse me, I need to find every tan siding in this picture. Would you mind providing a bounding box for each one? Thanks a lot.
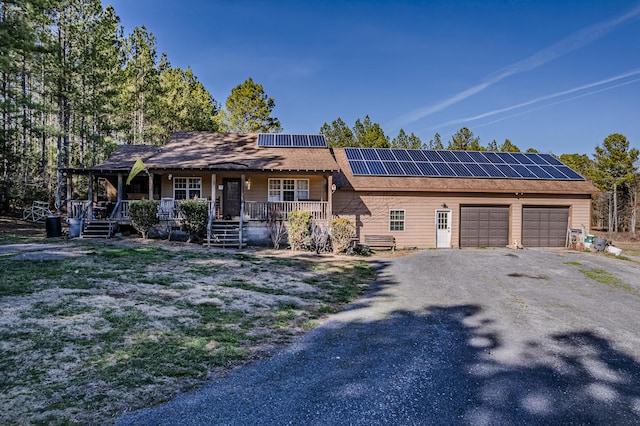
[159,173,329,203]
[333,190,592,249]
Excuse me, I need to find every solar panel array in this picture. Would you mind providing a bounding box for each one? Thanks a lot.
[344,148,584,180]
[257,134,327,147]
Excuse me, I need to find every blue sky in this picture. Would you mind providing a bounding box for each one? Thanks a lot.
[103,0,640,156]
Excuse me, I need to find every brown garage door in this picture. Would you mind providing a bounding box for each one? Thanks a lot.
[522,206,569,247]
[460,206,509,247]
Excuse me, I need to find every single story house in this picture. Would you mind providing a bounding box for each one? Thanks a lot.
[63,132,598,248]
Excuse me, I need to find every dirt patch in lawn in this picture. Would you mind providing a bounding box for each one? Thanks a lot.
[0,231,377,425]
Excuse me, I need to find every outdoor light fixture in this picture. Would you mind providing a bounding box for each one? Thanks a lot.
[441,203,448,209]
[167,173,172,181]
[331,183,337,193]
[245,178,251,190]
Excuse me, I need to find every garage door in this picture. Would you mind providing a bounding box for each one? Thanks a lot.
[460,206,509,247]
[522,206,569,247]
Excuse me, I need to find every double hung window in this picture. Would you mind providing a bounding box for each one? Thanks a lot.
[268,179,309,201]
[173,177,202,200]
[389,209,405,231]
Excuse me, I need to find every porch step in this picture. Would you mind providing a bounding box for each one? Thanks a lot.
[207,221,247,248]
[81,220,114,239]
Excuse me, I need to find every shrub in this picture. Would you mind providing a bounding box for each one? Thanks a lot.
[287,210,313,250]
[178,199,209,242]
[128,200,159,239]
[311,222,331,254]
[330,218,356,254]
[267,204,286,249]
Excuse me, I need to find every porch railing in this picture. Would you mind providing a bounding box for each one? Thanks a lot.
[244,201,328,221]
[81,199,328,222]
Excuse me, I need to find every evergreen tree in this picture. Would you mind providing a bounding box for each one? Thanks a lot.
[499,138,520,152]
[391,129,423,149]
[216,77,281,133]
[591,133,639,232]
[320,117,354,148]
[427,133,444,150]
[448,127,482,150]
[352,115,389,148]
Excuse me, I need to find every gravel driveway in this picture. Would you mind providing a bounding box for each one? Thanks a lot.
[118,249,640,425]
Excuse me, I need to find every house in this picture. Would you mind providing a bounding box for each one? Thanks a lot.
[331,147,598,248]
[65,132,339,245]
[64,132,598,248]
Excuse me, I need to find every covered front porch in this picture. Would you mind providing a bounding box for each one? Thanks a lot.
[65,169,335,246]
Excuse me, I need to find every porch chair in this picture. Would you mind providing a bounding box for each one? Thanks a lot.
[23,200,52,222]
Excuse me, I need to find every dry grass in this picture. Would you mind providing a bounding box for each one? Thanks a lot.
[0,221,376,425]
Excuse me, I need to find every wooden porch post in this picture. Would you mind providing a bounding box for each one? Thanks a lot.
[66,173,73,218]
[327,174,333,221]
[117,174,123,203]
[87,173,94,219]
[239,173,245,248]
[148,173,154,200]
[117,174,123,220]
[211,173,216,215]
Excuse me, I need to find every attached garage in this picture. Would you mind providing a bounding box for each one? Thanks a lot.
[460,206,510,248]
[522,206,569,247]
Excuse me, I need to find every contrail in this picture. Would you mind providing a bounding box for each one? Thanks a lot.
[463,78,640,131]
[387,3,640,129]
[431,69,640,129]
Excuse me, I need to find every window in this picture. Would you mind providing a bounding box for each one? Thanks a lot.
[268,179,309,201]
[173,177,201,200]
[390,209,405,231]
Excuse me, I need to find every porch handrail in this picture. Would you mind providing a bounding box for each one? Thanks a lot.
[244,201,328,221]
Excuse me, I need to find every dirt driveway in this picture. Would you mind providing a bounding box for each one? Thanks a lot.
[119,248,640,425]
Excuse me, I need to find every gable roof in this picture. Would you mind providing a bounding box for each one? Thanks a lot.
[93,132,339,173]
[332,148,599,195]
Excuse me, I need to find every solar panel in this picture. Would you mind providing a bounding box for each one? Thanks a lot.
[538,153,564,166]
[344,147,584,181]
[344,147,363,160]
[483,152,506,164]
[399,161,421,175]
[361,148,379,161]
[309,135,326,147]
[257,134,327,147]
[449,163,474,177]
[407,150,428,162]
[292,134,306,147]
[377,149,395,161]
[257,134,275,146]
[555,166,583,179]
[528,165,553,179]
[416,162,438,176]
[383,161,404,175]
[394,149,412,161]
[275,134,291,146]
[349,160,368,175]
[424,151,444,162]
[367,161,387,175]
[438,150,460,163]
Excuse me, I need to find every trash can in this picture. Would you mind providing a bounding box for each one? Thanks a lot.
[593,237,607,252]
[45,215,62,238]
[68,218,82,238]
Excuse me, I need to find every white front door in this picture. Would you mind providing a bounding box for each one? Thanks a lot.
[436,209,452,248]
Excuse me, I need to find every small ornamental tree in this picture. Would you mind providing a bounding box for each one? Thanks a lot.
[330,218,356,254]
[287,210,313,251]
[128,200,160,239]
[178,199,209,242]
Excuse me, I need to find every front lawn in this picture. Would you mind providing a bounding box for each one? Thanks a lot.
[0,239,375,424]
